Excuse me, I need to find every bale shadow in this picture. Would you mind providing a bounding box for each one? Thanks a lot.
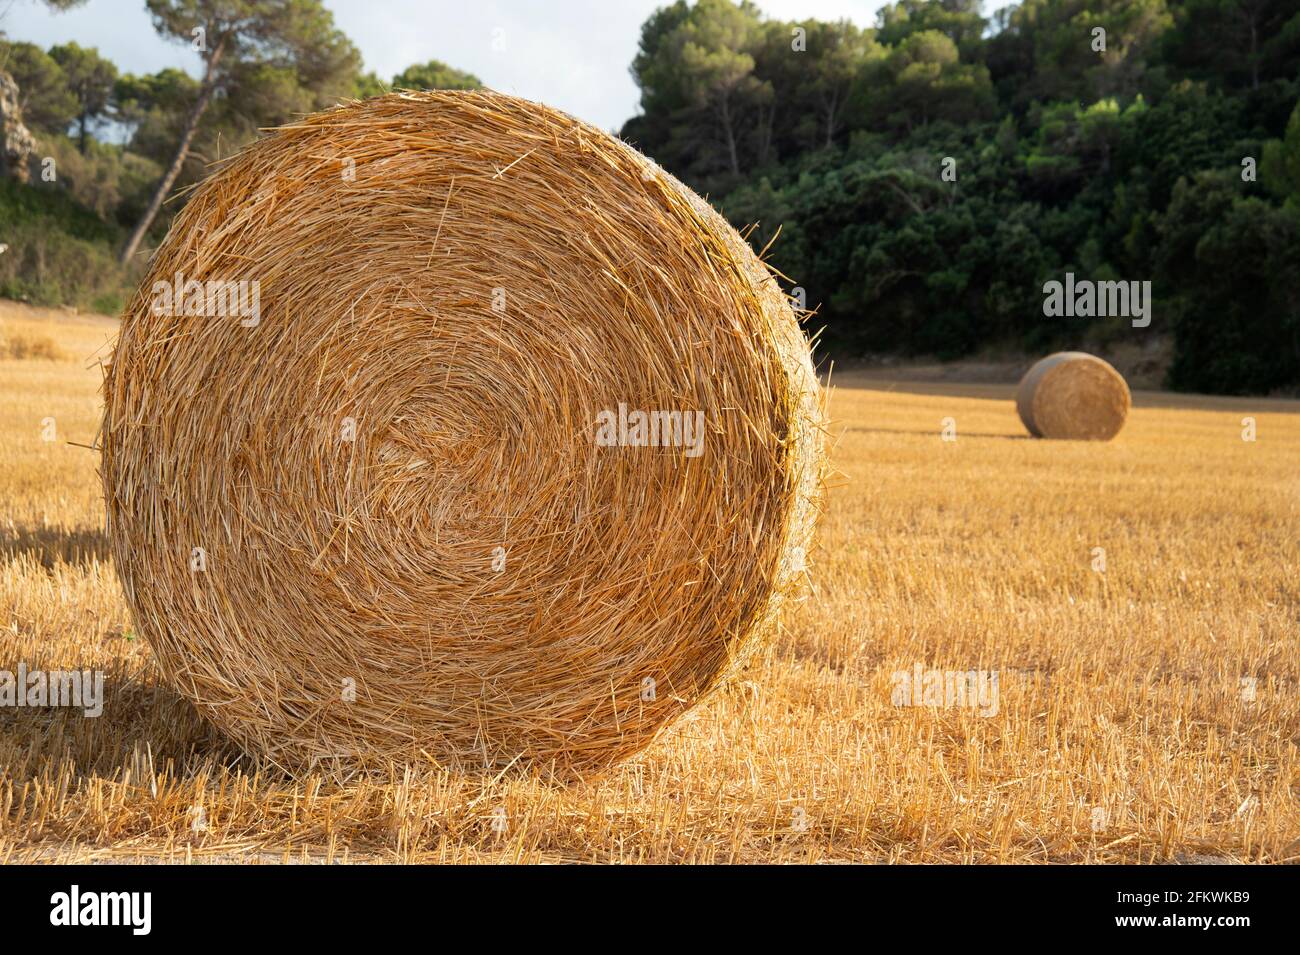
[0,655,575,795]
[843,426,1031,441]
[0,657,249,787]
[0,523,112,568]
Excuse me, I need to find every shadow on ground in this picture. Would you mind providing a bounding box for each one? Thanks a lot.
[842,426,1031,441]
[0,523,112,567]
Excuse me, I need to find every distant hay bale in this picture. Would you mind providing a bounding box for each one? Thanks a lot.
[2,327,64,361]
[1016,351,1130,441]
[101,91,825,776]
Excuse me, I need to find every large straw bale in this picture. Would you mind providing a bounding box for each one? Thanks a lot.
[101,91,825,775]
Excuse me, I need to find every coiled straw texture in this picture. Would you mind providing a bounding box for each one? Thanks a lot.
[101,91,825,776]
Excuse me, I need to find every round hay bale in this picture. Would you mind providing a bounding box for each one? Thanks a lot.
[1015,351,1130,441]
[101,91,825,775]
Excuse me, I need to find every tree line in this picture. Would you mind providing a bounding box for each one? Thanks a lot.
[1,0,480,286]
[4,0,1298,394]
[621,0,1300,395]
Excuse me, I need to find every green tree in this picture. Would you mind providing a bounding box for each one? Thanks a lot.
[1157,171,1300,393]
[0,41,77,133]
[990,0,1172,106]
[1165,0,1300,91]
[747,19,798,164]
[115,68,202,159]
[120,0,361,264]
[858,29,995,133]
[624,0,768,183]
[677,0,767,178]
[798,20,879,149]
[49,43,117,154]
[877,0,987,59]
[392,59,481,91]
[1025,97,1144,194]
[628,0,694,122]
[1261,100,1300,206]
[352,71,387,99]
[351,60,482,111]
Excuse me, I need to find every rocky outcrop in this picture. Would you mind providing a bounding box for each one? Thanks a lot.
[0,71,36,183]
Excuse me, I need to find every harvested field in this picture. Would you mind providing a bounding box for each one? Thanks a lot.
[1,308,1297,863]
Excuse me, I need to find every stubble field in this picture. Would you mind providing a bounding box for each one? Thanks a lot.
[1,303,1296,863]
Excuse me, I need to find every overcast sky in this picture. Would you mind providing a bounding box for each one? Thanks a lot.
[3,0,1013,133]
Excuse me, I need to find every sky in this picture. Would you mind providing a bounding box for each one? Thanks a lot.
[2,0,1011,133]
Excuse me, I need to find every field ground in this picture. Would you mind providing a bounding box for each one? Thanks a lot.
[1,302,1296,863]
